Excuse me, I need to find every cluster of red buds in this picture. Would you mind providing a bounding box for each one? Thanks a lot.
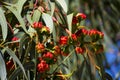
[32,22,50,34]
[36,42,45,53]
[33,22,43,29]
[59,36,68,46]
[75,28,104,40]
[43,52,53,59]
[37,60,49,73]
[36,42,58,73]
[71,34,77,41]
[37,51,57,73]
[75,47,84,54]
[34,12,104,78]
[57,28,104,55]
[89,29,104,39]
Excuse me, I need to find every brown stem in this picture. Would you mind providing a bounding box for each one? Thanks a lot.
[7,21,14,34]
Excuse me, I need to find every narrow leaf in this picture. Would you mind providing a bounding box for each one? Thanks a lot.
[26,13,33,25]
[19,34,30,62]
[4,48,28,80]
[56,0,68,13]
[15,0,27,14]
[5,5,28,33]
[8,62,34,80]
[49,2,55,16]
[67,13,73,32]
[0,51,7,80]
[0,7,8,41]
[32,9,41,22]
[42,13,54,33]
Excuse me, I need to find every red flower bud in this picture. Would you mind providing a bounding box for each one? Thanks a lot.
[75,47,84,54]
[36,43,45,53]
[53,46,61,56]
[72,16,78,24]
[43,52,53,59]
[33,22,38,28]
[12,37,19,41]
[59,36,68,45]
[76,13,86,19]
[33,22,43,28]
[71,34,77,41]
[38,22,43,28]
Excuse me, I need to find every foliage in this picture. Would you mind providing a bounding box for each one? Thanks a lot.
[0,0,112,80]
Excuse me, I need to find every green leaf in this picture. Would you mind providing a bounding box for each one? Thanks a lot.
[15,0,27,14]
[19,34,30,62]
[0,51,7,80]
[32,9,41,22]
[0,7,8,41]
[56,0,68,13]
[8,62,34,80]
[52,25,57,45]
[67,13,73,32]
[42,13,54,33]
[28,26,36,38]
[26,12,33,25]
[3,0,27,14]
[4,0,28,33]
[26,12,37,38]
[4,48,28,80]
[49,2,55,16]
